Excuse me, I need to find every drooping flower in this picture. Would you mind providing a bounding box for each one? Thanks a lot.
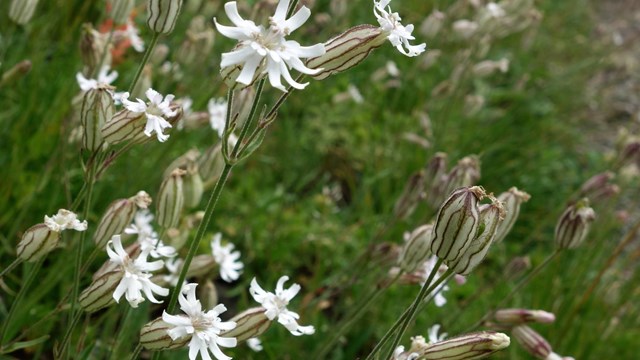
[210,233,243,282]
[121,88,177,142]
[247,337,263,352]
[44,209,88,232]
[214,0,326,91]
[124,210,177,258]
[373,0,426,57]
[249,276,315,336]
[427,324,448,344]
[76,65,118,91]
[207,98,228,137]
[106,235,169,307]
[116,19,145,52]
[163,284,237,360]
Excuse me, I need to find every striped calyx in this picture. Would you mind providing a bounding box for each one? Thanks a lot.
[110,0,134,25]
[512,325,552,359]
[80,86,114,151]
[157,168,186,228]
[9,0,40,25]
[79,270,122,313]
[306,24,387,80]
[16,223,60,262]
[495,309,556,325]
[493,187,530,243]
[418,331,510,360]
[140,317,190,350]
[80,24,112,77]
[399,224,433,272]
[424,152,448,201]
[147,0,184,34]
[449,195,504,275]
[101,103,183,145]
[393,171,425,220]
[440,155,481,201]
[220,307,272,343]
[554,198,595,250]
[430,186,486,262]
[197,143,225,184]
[93,191,152,248]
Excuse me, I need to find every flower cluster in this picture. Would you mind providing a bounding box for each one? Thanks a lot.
[121,88,177,142]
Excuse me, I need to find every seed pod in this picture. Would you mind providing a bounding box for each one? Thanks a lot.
[306,24,387,80]
[393,171,425,220]
[16,224,60,262]
[79,270,122,313]
[420,10,446,38]
[494,187,530,243]
[198,143,225,185]
[9,0,39,25]
[163,149,200,178]
[424,152,448,199]
[578,172,615,199]
[430,186,485,262]
[183,164,204,208]
[495,309,556,325]
[80,86,114,151]
[110,0,135,25]
[220,307,272,343]
[449,196,504,275]
[80,24,112,77]
[93,191,152,248]
[0,60,32,87]
[147,0,184,34]
[187,254,216,278]
[198,279,218,311]
[157,169,186,228]
[399,224,433,273]
[177,16,216,66]
[140,317,190,350]
[441,155,481,200]
[512,325,552,359]
[554,199,596,250]
[418,331,510,359]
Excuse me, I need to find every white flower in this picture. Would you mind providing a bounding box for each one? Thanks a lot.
[427,324,447,344]
[207,98,228,137]
[163,284,237,360]
[44,209,88,232]
[247,338,263,352]
[106,235,169,307]
[392,345,419,360]
[162,257,184,287]
[121,88,177,142]
[125,210,177,258]
[249,276,315,336]
[210,233,243,282]
[373,0,426,57]
[419,255,449,307]
[486,2,506,18]
[214,0,326,92]
[116,19,145,52]
[76,65,118,91]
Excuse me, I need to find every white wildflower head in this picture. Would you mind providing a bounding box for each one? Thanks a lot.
[249,276,315,336]
[210,233,243,283]
[427,324,447,344]
[214,0,326,91]
[207,98,228,137]
[247,337,263,352]
[106,235,169,307]
[117,19,145,52]
[486,2,506,18]
[124,210,177,258]
[121,88,177,142]
[162,257,184,287]
[163,284,237,360]
[76,65,118,91]
[44,209,88,232]
[373,0,426,57]
[392,345,419,360]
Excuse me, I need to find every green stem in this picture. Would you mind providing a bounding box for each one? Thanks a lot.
[127,32,160,93]
[94,28,115,78]
[467,249,561,331]
[109,306,132,360]
[129,343,143,360]
[0,258,22,279]
[0,259,44,347]
[384,264,450,360]
[312,273,402,360]
[231,78,265,158]
[57,312,83,358]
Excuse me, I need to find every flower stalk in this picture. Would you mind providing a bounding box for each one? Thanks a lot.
[128,32,160,93]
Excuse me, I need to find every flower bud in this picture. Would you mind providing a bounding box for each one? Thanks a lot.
[512,325,552,359]
[448,196,504,275]
[9,0,39,25]
[101,103,182,145]
[418,331,510,359]
[186,254,216,278]
[80,24,112,77]
[306,24,387,80]
[80,86,114,151]
[157,169,186,228]
[441,155,481,199]
[472,59,509,77]
[424,152,448,198]
[393,171,425,220]
[495,309,556,325]
[16,224,60,262]
[505,256,531,280]
[452,20,479,38]
[140,317,190,350]
[420,10,446,38]
[220,307,272,343]
[198,279,218,311]
[198,143,225,185]
[578,172,615,199]
[110,0,135,25]
[94,191,152,248]
[177,16,216,66]
[147,0,184,34]
[554,199,596,250]
[0,60,32,87]
[183,164,204,208]
[494,187,530,243]
[430,186,486,262]
[79,270,122,312]
[399,224,433,272]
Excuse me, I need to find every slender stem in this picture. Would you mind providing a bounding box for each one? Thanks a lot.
[231,78,265,158]
[129,343,143,360]
[0,259,44,346]
[109,306,132,360]
[467,249,561,331]
[384,265,450,360]
[57,312,83,358]
[312,273,402,360]
[70,183,87,211]
[94,27,115,78]
[127,32,160,93]
[0,258,22,279]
